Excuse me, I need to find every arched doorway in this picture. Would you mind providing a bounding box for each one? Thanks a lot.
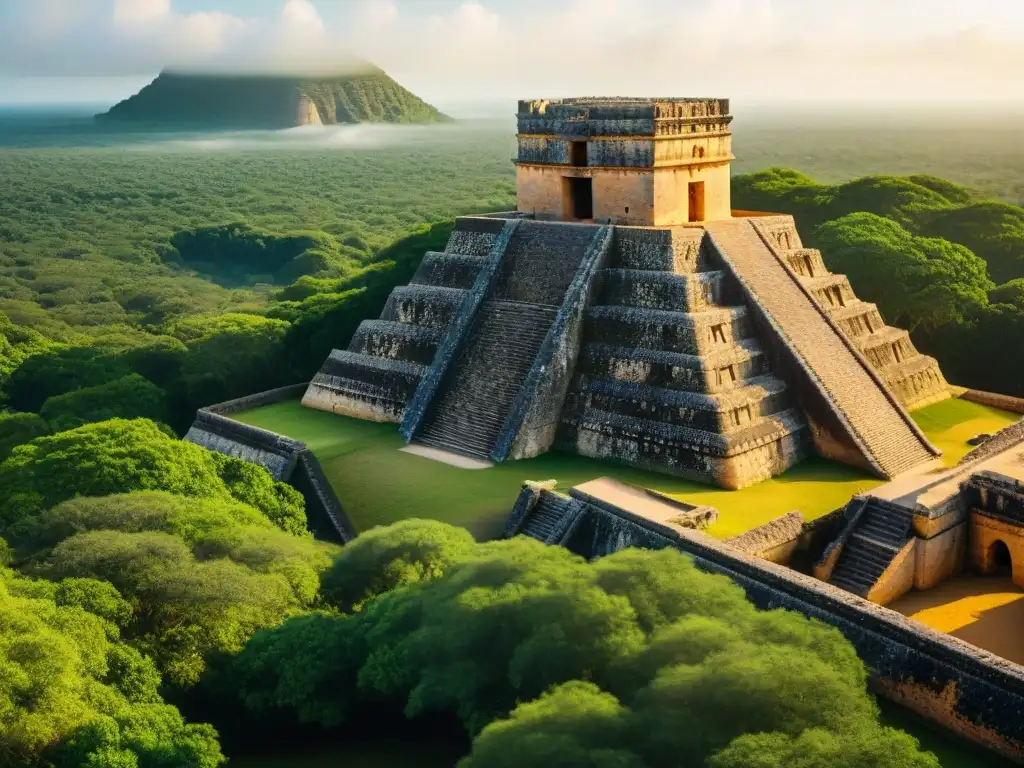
[989,540,1013,578]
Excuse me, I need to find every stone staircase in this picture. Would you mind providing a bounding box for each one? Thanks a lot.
[302,219,507,421]
[830,501,914,597]
[705,218,938,479]
[416,301,558,459]
[413,220,600,460]
[519,491,575,542]
[558,226,810,489]
[768,237,949,412]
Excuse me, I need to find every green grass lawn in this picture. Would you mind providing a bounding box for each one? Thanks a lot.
[234,397,1018,541]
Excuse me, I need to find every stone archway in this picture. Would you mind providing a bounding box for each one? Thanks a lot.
[989,539,1013,577]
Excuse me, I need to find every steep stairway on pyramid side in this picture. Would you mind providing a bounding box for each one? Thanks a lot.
[518,491,576,543]
[759,225,950,412]
[415,301,557,458]
[301,218,510,422]
[557,226,811,490]
[705,218,938,479]
[413,221,602,460]
[829,498,915,597]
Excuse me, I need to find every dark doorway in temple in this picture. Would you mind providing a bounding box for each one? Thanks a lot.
[991,540,1013,577]
[570,140,588,167]
[688,180,706,222]
[568,177,593,219]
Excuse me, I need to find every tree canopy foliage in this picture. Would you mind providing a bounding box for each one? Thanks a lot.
[4,491,337,689]
[0,418,306,534]
[227,524,940,767]
[0,563,224,767]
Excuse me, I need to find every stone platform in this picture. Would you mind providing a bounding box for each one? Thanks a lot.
[301,212,948,490]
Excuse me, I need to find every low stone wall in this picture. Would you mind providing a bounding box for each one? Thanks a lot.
[204,383,309,415]
[960,389,1024,414]
[549,498,1024,762]
[292,451,356,543]
[725,511,803,564]
[185,410,305,481]
[184,392,356,543]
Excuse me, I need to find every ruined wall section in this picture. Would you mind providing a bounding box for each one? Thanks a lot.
[184,386,356,542]
[527,497,1024,762]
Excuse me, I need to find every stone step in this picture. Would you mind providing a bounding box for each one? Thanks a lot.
[828,300,886,339]
[784,248,828,279]
[578,340,771,394]
[829,501,914,597]
[444,225,501,257]
[411,251,488,290]
[520,493,574,542]
[598,269,727,312]
[705,219,935,479]
[584,305,753,356]
[381,284,467,329]
[349,320,445,366]
[804,274,855,311]
[612,227,705,273]
[305,350,425,422]
[570,374,793,434]
[857,326,917,370]
[562,405,807,459]
[879,355,950,411]
[414,300,560,459]
[492,220,599,305]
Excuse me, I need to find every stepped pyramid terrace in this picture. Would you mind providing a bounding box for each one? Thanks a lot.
[301,97,952,490]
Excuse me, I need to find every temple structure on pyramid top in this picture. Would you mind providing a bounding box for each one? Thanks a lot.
[301,97,951,489]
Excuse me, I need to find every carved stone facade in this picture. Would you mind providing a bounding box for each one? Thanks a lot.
[515,98,733,225]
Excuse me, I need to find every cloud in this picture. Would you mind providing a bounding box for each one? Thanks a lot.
[0,0,1023,104]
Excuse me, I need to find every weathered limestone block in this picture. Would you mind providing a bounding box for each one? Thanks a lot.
[584,305,752,356]
[599,268,725,312]
[612,227,704,273]
[914,521,967,590]
[381,284,466,329]
[726,511,804,564]
[578,341,770,395]
[303,351,424,423]
[349,320,444,365]
[411,251,487,290]
[866,538,917,605]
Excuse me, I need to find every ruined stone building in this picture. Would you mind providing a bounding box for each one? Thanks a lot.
[302,97,951,490]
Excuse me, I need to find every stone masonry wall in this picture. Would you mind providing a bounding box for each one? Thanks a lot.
[550,499,1024,762]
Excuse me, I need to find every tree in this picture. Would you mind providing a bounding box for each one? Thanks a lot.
[5,491,337,688]
[0,411,50,462]
[0,566,224,767]
[0,419,305,534]
[319,518,475,613]
[229,530,939,767]
[814,213,992,332]
[41,374,169,431]
[169,314,294,413]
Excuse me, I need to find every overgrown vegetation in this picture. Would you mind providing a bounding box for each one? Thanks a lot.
[226,522,942,767]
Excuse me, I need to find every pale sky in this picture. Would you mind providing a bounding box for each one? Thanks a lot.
[1,0,1023,106]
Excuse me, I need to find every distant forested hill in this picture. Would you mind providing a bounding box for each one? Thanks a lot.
[97,66,450,128]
